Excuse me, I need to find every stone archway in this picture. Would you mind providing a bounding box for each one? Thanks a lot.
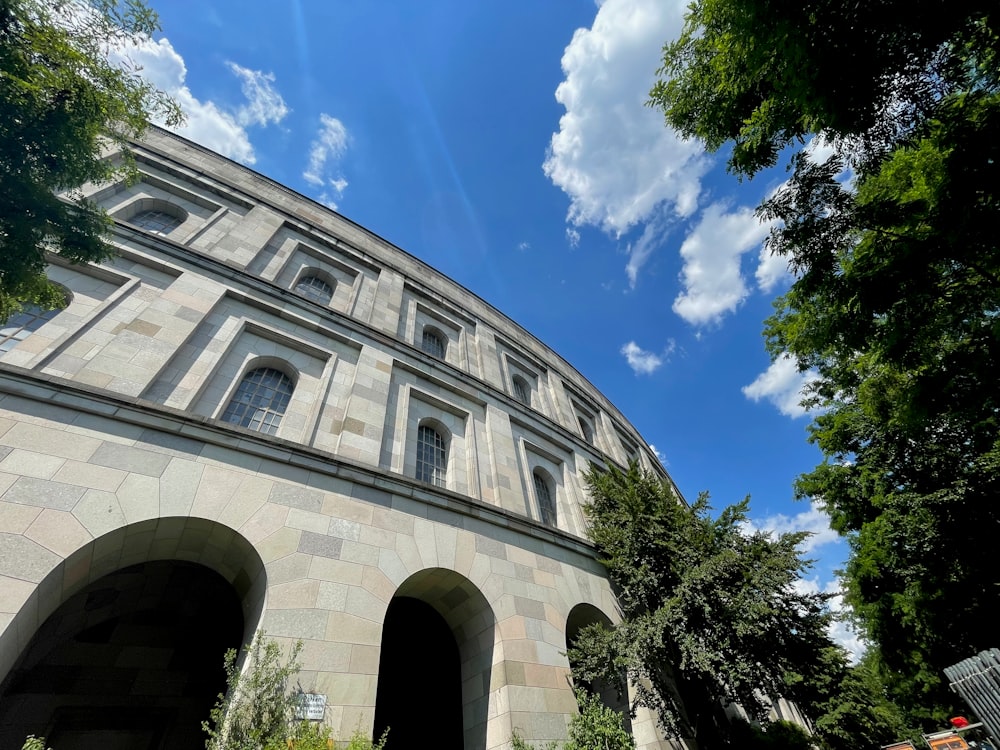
[566,602,632,733]
[372,568,495,750]
[0,517,266,749]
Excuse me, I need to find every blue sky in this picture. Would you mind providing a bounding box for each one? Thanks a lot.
[123,0,858,654]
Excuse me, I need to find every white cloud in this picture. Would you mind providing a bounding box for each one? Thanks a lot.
[226,62,289,127]
[625,217,667,289]
[746,500,840,555]
[517,241,531,252]
[648,444,667,466]
[672,203,772,325]
[113,37,287,165]
[755,244,791,293]
[746,504,865,660]
[621,340,664,375]
[742,355,819,418]
[544,0,708,243]
[566,227,581,248]
[302,114,350,209]
[793,576,867,663]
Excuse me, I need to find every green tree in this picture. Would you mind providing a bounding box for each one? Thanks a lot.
[0,0,181,319]
[204,633,304,750]
[649,0,999,722]
[569,463,835,748]
[204,632,388,750]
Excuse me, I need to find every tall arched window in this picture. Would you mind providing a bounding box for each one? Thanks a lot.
[512,376,530,406]
[533,471,556,527]
[294,274,334,305]
[421,327,446,359]
[131,209,183,236]
[220,367,294,435]
[416,423,447,487]
[0,304,63,353]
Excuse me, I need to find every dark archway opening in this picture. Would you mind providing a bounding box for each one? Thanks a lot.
[373,596,463,750]
[0,560,243,750]
[566,603,633,734]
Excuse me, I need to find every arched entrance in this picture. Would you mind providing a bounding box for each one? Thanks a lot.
[0,517,266,749]
[372,568,495,750]
[566,603,632,733]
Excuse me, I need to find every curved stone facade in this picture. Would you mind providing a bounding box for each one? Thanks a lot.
[0,128,678,749]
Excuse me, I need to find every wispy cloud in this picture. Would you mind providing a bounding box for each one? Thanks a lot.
[226,62,290,127]
[113,38,286,165]
[742,355,819,418]
[648,444,667,466]
[566,227,581,248]
[303,114,350,209]
[672,203,772,326]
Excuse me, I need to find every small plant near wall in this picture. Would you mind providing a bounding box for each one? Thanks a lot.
[511,689,635,750]
[204,631,388,750]
[21,737,52,750]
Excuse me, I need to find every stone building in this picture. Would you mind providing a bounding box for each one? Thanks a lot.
[0,127,679,749]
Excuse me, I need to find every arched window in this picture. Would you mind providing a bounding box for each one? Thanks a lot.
[512,376,530,406]
[294,274,334,305]
[0,304,62,353]
[220,367,294,436]
[533,471,556,527]
[131,209,183,236]
[416,423,447,487]
[421,327,446,359]
[578,417,593,444]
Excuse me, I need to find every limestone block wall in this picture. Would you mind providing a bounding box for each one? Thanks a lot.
[0,127,683,749]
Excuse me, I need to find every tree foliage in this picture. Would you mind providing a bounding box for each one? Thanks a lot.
[0,0,181,319]
[510,689,634,750]
[570,463,835,747]
[650,0,1000,722]
[204,633,304,750]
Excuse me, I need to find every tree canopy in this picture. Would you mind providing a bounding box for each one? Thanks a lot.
[650,0,999,723]
[569,463,837,747]
[571,464,914,749]
[0,0,181,319]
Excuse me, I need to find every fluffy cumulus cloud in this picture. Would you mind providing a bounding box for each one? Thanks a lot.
[111,37,287,164]
[742,355,820,418]
[621,340,664,375]
[755,243,791,293]
[303,114,350,210]
[744,500,840,555]
[543,0,709,284]
[672,204,773,325]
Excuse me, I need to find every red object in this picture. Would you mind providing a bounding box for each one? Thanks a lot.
[950,717,970,728]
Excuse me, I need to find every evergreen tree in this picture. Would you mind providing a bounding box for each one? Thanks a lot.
[570,463,834,747]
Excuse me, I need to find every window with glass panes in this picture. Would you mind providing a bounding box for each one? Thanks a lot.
[294,275,334,304]
[416,424,447,487]
[220,367,294,435]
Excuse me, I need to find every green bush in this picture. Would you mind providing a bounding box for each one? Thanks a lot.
[510,689,634,750]
[204,631,386,750]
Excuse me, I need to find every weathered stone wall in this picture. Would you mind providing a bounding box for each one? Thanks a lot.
[0,127,677,749]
